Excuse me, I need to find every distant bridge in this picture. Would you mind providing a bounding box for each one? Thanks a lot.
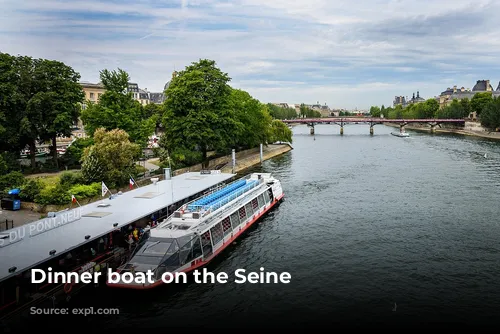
[281,117,466,135]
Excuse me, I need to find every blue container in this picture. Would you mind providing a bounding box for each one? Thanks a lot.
[12,199,21,210]
[8,188,20,196]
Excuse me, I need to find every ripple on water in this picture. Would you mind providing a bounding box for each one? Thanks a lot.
[45,126,500,328]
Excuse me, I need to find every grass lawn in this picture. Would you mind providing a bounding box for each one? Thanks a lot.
[25,170,80,187]
[149,159,161,166]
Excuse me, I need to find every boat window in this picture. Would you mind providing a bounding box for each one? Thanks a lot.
[201,231,212,257]
[230,212,240,229]
[130,255,163,266]
[139,238,179,257]
[176,234,194,249]
[238,206,246,220]
[210,223,224,245]
[251,198,259,210]
[257,194,264,208]
[185,237,202,263]
[245,202,254,218]
[263,190,270,203]
[222,217,232,236]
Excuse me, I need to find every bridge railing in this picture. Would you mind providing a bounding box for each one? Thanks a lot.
[282,118,466,123]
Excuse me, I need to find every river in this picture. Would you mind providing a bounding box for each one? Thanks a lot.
[35,124,500,328]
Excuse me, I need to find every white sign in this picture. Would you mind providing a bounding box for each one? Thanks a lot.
[0,208,83,247]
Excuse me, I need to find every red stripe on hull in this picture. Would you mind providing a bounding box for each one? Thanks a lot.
[107,193,284,290]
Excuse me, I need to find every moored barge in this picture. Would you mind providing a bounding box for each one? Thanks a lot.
[0,170,235,326]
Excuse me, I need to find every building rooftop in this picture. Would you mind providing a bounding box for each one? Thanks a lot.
[472,80,493,92]
[0,171,235,283]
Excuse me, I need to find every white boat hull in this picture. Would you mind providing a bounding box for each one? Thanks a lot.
[391,132,410,137]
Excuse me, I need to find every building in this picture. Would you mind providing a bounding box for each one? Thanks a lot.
[75,81,107,139]
[393,91,425,107]
[438,80,500,110]
[80,81,106,107]
[126,72,176,105]
[302,102,332,117]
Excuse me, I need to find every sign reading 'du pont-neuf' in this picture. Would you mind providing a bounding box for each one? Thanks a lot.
[0,208,83,247]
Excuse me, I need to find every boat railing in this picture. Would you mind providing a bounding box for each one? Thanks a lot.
[189,177,263,215]
[197,181,266,229]
[176,174,254,214]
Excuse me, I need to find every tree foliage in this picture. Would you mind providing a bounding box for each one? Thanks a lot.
[231,89,272,148]
[0,52,84,169]
[159,59,293,168]
[267,103,297,119]
[81,128,141,187]
[299,104,322,118]
[162,59,241,163]
[480,96,500,130]
[80,68,156,146]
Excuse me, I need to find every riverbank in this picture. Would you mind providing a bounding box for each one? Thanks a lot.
[221,143,293,173]
[384,122,500,140]
[3,144,293,227]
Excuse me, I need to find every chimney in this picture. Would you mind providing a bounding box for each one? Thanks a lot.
[453,85,457,93]
[461,87,464,92]
[486,80,491,91]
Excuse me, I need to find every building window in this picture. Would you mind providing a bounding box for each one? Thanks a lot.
[90,92,95,100]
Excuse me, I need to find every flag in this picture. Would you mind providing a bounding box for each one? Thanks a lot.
[129,177,135,190]
[102,181,109,197]
[71,195,77,204]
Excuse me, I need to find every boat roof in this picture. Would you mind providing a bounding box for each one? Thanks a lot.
[151,173,275,239]
[0,171,234,283]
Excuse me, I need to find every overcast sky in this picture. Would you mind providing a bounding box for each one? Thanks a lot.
[2,0,500,109]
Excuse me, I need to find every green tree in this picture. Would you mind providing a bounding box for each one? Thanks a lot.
[422,99,439,118]
[161,59,240,164]
[80,68,155,146]
[230,89,271,148]
[81,128,141,187]
[369,106,381,117]
[269,119,292,143]
[480,97,500,130]
[29,59,84,168]
[459,98,471,118]
[471,92,493,116]
[1,53,84,169]
[0,54,41,168]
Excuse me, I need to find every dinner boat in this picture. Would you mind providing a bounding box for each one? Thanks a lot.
[107,172,284,289]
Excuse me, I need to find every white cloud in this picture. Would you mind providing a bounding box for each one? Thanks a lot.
[1,0,500,109]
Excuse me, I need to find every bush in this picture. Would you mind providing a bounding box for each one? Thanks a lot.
[59,171,84,189]
[68,182,101,199]
[35,183,70,205]
[59,137,94,168]
[19,179,43,202]
[0,171,25,196]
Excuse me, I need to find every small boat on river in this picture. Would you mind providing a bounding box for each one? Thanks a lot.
[391,131,410,137]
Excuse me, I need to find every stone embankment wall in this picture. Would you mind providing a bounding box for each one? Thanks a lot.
[221,144,293,173]
[384,121,500,140]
